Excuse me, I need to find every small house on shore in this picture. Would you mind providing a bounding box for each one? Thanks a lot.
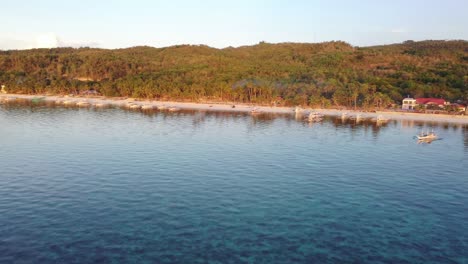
[1,85,6,94]
[402,98,417,110]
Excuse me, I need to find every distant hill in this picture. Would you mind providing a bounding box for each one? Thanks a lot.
[0,40,467,108]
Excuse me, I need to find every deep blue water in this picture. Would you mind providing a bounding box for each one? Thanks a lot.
[1,102,468,263]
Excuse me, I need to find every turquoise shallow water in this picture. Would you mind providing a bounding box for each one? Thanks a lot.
[0,103,467,263]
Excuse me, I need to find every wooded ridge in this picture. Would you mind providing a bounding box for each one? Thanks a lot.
[1,40,467,108]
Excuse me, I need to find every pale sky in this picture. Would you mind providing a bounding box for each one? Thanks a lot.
[0,0,467,50]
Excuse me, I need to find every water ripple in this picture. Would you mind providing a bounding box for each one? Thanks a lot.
[1,104,468,263]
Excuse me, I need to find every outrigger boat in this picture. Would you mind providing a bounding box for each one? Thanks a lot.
[349,114,362,122]
[250,107,261,115]
[417,130,437,140]
[307,112,324,122]
[372,115,389,123]
[341,112,348,120]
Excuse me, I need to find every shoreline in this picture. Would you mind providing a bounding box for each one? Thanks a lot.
[1,93,468,124]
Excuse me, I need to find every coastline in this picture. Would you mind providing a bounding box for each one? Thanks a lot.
[1,93,468,124]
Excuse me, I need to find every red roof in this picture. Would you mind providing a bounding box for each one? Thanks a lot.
[416,98,445,105]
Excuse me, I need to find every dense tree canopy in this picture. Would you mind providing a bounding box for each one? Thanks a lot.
[0,40,467,108]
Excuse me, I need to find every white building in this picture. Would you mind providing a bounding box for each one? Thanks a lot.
[402,98,417,110]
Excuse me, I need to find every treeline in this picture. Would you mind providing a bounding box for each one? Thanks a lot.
[0,40,467,108]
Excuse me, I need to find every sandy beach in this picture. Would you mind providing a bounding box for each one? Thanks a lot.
[1,93,468,124]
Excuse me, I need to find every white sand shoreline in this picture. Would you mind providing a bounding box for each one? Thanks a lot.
[1,93,468,124]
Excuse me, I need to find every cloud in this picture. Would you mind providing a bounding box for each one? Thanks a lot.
[35,33,60,48]
[0,33,100,50]
[64,40,100,48]
[0,38,31,50]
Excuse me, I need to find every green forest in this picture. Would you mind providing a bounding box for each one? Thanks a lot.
[0,40,467,109]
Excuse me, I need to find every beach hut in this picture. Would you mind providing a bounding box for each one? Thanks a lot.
[1,85,7,94]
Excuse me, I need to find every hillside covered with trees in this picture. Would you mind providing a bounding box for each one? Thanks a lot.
[0,40,467,109]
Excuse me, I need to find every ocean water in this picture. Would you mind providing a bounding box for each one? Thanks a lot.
[1,102,467,263]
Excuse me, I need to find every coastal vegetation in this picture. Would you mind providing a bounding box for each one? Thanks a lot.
[0,40,467,109]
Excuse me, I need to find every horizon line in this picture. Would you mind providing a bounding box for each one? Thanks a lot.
[1,39,467,52]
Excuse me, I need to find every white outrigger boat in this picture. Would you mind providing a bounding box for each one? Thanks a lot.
[250,107,261,115]
[168,106,180,112]
[307,112,324,122]
[372,115,389,123]
[129,104,141,110]
[417,130,438,140]
[141,104,155,110]
[63,100,76,106]
[341,112,348,120]
[93,102,108,108]
[76,101,91,107]
[349,113,362,122]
